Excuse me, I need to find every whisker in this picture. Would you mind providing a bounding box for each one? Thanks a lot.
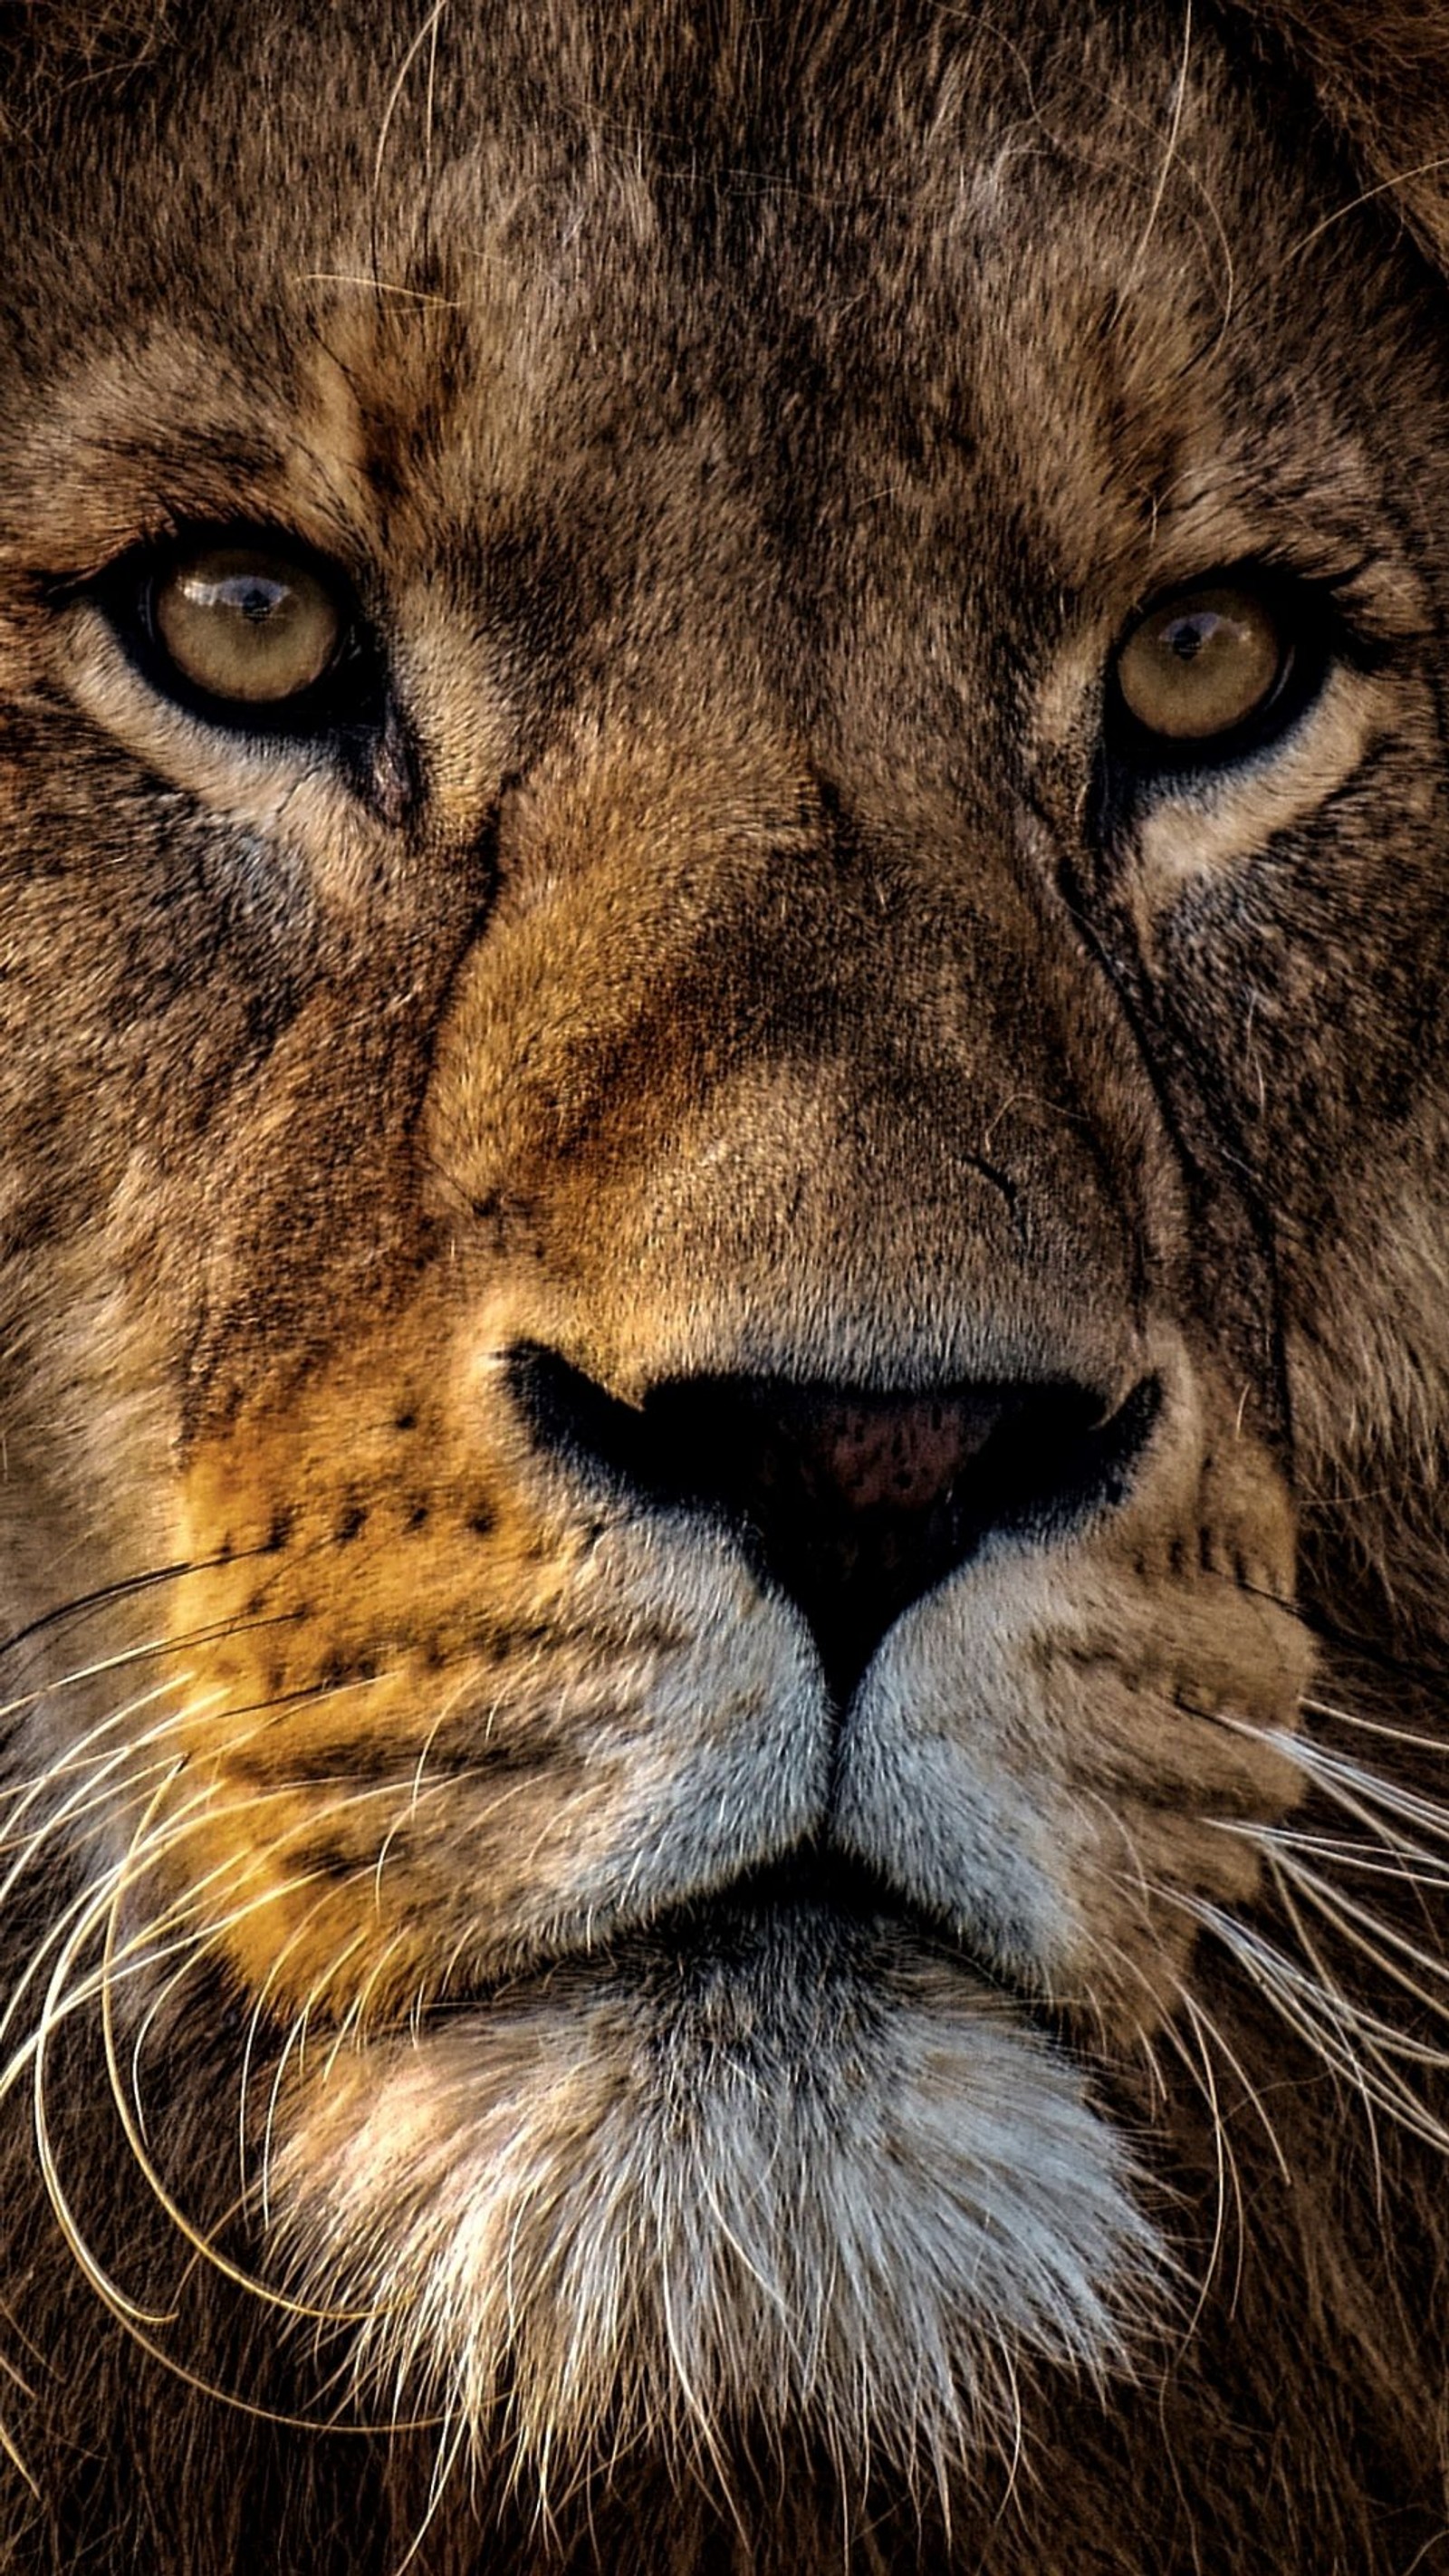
[1205,1566,1449,1697]
[392,2394,469,2576]
[30,1869,178,2329]
[0,1605,303,1739]
[2,1770,328,2091]
[1161,1990,1241,2335]
[1237,1821,1449,1890]
[1261,1844,1449,2023]
[0,1775,421,2433]
[1178,1892,1449,2157]
[255,1905,379,2225]
[98,1856,371,2329]
[0,1549,273,1671]
[1300,1695,1449,1754]
[1265,1857,1398,2210]
[1208,1714,1449,1872]
[0,1705,187,1898]
[320,1932,414,2078]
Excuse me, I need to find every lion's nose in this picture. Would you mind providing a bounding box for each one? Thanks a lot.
[670,1376,1159,1702]
[763,1386,1011,1514]
[514,1351,1158,1705]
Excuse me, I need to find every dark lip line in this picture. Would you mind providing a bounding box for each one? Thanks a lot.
[413,1843,1028,2027]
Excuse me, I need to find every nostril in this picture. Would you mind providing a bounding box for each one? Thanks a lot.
[513,1348,1160,1704]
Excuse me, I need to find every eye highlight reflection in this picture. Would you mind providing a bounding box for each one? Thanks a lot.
[151,542,344,708]
[1113,580,1290,746]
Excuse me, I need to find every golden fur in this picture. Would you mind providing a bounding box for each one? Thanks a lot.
[2,1,1449,2566]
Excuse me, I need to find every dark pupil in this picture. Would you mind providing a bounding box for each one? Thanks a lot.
[223,577,288,624]
[1163,610,1217,663]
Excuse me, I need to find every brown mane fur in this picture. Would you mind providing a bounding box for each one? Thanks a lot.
[3,3,1449,2569]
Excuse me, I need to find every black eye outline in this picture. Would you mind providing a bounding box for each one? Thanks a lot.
[1099,562,1343,802]
[89,524,388,745]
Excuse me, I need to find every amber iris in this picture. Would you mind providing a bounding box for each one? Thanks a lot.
[153,544,342,706]
[1115,582,1287,744]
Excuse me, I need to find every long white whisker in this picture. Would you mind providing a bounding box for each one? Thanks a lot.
[98,1851,370,2329]
[1215,1716,1449,1871]
[1262,1844,1449,2022]
[1181,1893,1449,2156]
[1301,1695,1449,1755]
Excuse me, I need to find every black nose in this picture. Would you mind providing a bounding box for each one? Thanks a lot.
[514,1350,1158,1704]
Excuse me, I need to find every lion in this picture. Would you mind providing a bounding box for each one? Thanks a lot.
[2,0,1448,2565]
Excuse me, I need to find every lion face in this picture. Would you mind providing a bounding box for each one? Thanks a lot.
[4,0,1449,2562]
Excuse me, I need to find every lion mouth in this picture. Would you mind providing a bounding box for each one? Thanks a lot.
[420,1846,1015,2031]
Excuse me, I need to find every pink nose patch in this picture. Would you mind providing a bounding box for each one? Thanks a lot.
[791,1393,1004,1516]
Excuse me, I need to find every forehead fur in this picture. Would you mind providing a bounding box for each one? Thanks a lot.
[0,1,1434,663]
[9,0,1449,324]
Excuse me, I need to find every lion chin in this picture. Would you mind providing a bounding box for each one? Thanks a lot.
[275,1898,1150,2488]
[6,0,1449,2571]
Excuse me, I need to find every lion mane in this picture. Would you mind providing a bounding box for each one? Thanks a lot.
[3,2,1449,2568]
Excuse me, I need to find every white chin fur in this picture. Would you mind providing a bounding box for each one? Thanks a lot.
[271,1903,1159,2499]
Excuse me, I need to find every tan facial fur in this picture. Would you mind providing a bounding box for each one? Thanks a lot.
[4,5,1449,2572]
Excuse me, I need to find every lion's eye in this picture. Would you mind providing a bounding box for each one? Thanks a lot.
[1112,582,1290,746]
[149,543,344,708]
